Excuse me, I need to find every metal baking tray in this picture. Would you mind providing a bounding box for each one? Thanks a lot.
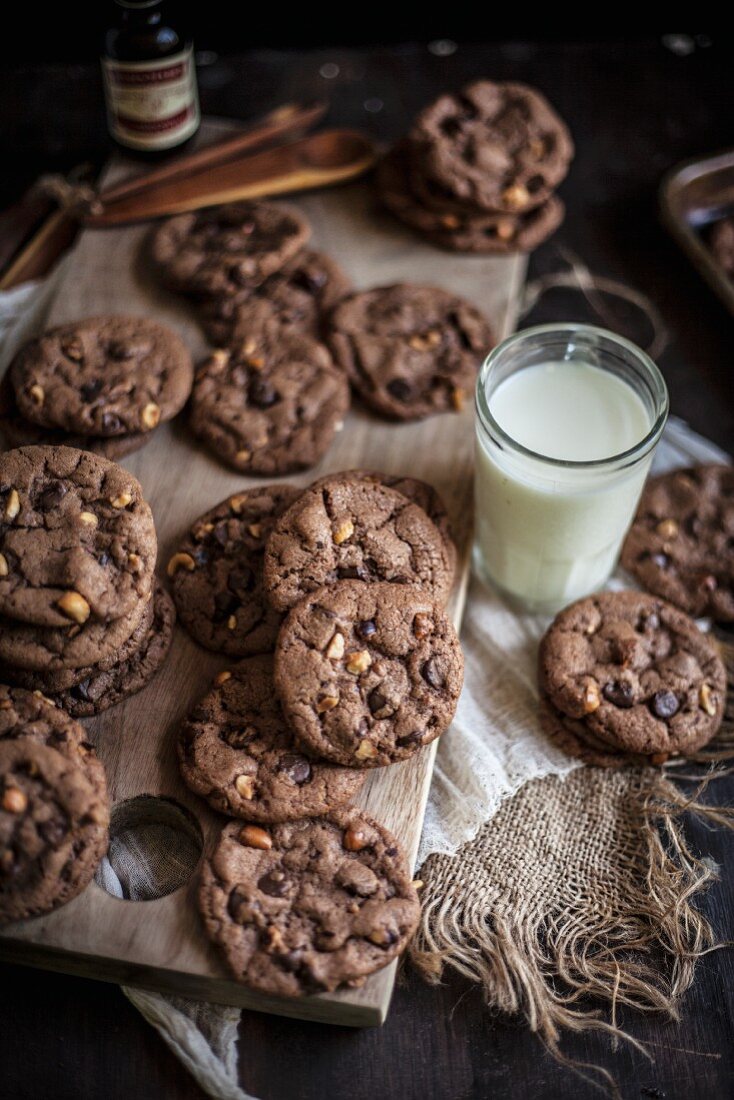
[660,147,734,315]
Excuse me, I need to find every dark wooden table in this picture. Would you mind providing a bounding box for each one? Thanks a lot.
[1,37,733,1100]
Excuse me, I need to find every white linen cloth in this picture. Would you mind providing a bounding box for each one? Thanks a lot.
[0,267,727,1100]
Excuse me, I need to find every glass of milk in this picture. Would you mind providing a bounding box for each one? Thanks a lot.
[474,323,669,613]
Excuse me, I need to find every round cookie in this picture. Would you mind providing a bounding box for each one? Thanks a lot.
[0,445,156,628]
[264,476,454,613]
[621,465,734,623]
[10,316,193,438]
[274,581,464,768]
[0,374,151,460]
[710,217,734,277]
[198,807,420,996]
[178,655,365,821]
[189,335,349,476]
[151,200,311,299]
[327,283,493,420]
[200,249,351,347]
[377,143,564,254]
[0,737,109,925]
[167,484,300,656]
[409,80,573,214]
[538,591,727,761]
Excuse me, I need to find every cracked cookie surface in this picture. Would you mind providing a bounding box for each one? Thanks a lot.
[10,316,193,438]
[0,446,156,629]
[151,200,310,299]
[178,655,364,821]
[621,464,734,622]
[538,590,726,761]
[198,807,420,996]
[274,581,463,767]
[168,484,300,656]
[328,283,492,420]
[0,737,109,924]
[263,477,454,612]
[190,335,349,476]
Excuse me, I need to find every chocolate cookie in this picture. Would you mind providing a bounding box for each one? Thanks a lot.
[274,581,463,767]
[0,374,151,460]
[151,200,310,299]
[0,446,156,628]
[710,217,734,277]
[189,336,349,475]
[328,284,493,420]
[410,80,573,214]
[621,465,734,623]
[377,143,564,254]
[200,249,351,347]
[263,477,455,612]
[168,484,300,656]
[10,316,193,438]
[538,591,727,762]
[0,737,109,925]
[179,655,365,821]
[198,807,420,996]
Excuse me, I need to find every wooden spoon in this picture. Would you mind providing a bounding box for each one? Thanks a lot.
[84,130,378,227]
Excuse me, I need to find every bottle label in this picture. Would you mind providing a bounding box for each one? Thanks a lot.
[102,46,200,150]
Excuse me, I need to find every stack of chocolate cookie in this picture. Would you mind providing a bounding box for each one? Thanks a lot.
[150,199,353,475]
[1,315,194,459]
[0,445,174,717]
[171,469,463,995]
[0,685,110,925]
[377,79,573,253]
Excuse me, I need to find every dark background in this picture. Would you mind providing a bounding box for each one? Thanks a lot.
[1,26,733,1100]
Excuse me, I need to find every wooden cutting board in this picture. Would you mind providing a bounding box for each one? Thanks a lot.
[0,122,525,1025]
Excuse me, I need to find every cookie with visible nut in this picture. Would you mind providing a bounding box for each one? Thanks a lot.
[274,581,463,768]
[621,464,734,623]
[263,476,455,612]
[538,590,727,763]
[10,316,193,438]
[189,332,349,476]
[327,283,493,421]
[178,655,364,821]
[168,484,300,657]
[0,445,156,629]
[198,807,420,996]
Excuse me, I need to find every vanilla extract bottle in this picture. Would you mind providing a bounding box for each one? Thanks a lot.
[102,0,200,157]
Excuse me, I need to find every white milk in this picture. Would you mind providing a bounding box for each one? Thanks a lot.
[475,359,658,612]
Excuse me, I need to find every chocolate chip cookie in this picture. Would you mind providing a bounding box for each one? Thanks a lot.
[0,446,156,628]
[410,80,573,215]
[710,217,734,277]
[621,465,734,623]
[264,477,455,612]
[377,142,564,253]
[328,284,492,420]
[538,591,727,762]
[274,581,463,767]
[0,374,151,460]
[151,200,310,299]
[10,316,193,438]
[189,335,349,475]
[200,249,351,347]
[198,807,420,996]
[0,737,109,925]
[168,484,300,656]
[179,655,364,821]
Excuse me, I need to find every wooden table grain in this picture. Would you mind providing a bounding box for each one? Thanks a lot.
[1,36,733,1100]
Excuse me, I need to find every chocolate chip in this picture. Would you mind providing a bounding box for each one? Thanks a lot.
[96,552,110,567]
[108,340,132,360]
[397,730,424,748]
[101,412,122,433]
[368,688,388,714]
[213,523,229,547]
[258,871,290,897]
[279,754,312,785]
[227,887,248,922]
[249,379,279,408]
[421,658,444,689]
[357,620,376,638]
[80,379,103,402]
[337,565,368,581]
[39,481,67,510]
[71,679,91,702]
[386,379,412,402]
[227,566,255,596]
[193,546,210,566]
[602,681,635,708]
[651,691,679,719]
[649,551,671,570]
[213,592,238,621]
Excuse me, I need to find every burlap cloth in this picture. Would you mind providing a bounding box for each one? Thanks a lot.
[1,268,732,1100]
